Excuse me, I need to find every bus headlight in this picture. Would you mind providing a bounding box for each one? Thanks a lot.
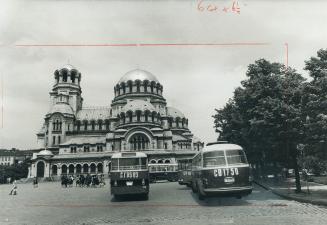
[142,179,145,186]
[114,180,118,186]
[249,175,253,182]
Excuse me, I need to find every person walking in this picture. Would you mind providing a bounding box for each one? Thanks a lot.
[9,180,17,195]
[33,177,38,188]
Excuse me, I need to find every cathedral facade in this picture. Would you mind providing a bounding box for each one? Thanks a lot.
[29,65,203,178]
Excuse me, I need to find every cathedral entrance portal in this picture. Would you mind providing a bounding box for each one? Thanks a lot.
[129,133,150,150]
[36,161,45,178]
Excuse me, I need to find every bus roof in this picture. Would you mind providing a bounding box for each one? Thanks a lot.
[202,143,243,153]
[111,152,147,159]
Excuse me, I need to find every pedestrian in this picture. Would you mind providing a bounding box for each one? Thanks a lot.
[33,176,38,188]
[9,180,17,195]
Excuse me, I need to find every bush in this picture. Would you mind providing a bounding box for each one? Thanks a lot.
[301,155,327,176]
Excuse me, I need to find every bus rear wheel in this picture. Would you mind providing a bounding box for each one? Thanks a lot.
[191,182,197,193]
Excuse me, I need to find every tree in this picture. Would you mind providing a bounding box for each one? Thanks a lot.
[302,49,327,160]
[213,59,305,192]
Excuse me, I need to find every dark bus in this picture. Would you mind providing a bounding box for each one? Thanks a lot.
[191,143,252,200]
[110,152,149,199]
[177,158,192,187]
[148,162,178,182]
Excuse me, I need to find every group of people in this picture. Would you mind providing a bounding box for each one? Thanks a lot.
[61,174,105,188]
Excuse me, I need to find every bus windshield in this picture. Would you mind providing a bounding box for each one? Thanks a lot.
[203,151,226,167]
[226,150,248,165]
[111,157,147,171]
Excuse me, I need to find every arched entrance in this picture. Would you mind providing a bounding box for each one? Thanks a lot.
[68,164,75,174]
[36,161,45,178]
[52,165,58,175]
[129,133,150,150]
[90,163,96,173]
[76,164,82,174]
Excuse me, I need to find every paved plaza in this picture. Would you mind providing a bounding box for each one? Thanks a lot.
[1,181,327,225]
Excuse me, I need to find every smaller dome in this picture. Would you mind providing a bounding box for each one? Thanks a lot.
[119,69,159,83]
[167,106,185,118]
[48,103,74,115]
[60,64,77,71]
[37,149,54,157]
[122,100,156,112]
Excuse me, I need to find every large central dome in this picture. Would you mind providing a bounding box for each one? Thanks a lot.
[119,69,159,83]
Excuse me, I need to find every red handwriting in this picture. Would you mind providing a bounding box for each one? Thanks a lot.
[197,0,241,14]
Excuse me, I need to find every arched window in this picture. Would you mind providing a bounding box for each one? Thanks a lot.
[58,136,61,144]
[164,159,171,164]
[61,165,67,174]
[144,111,149,122]
[62,70,68,82]
[90,163,96,173]
[83,164,88,173]
[150,159,156,164]
[83,121,88,130]
[158,159,163,164]
[52,136,56,145]
[68,164,74,174]
[76,164,82,174]
[97,163,103,173]
[105,120,110,130]
[71,71,76,83]
[55,71,59,84]
[144,81,148,93]
[91,120,95,130]
[76,120,81,131]
[128,81,133,93]
[122,83,126,94]
[98,120,103,130]
[129,133,150,150]
[150,82,154,93]
[136,111,141,122]
[136,81,141,93]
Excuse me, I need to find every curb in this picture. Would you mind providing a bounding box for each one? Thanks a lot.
[254,180,327,207]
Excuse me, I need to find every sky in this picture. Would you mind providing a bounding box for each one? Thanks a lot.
[0,0,327,149]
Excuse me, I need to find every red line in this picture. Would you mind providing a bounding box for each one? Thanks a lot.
[15,43,270,47]
[15,44,138,47]
[285,43,289,67]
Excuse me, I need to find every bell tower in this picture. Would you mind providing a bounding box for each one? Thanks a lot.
[50,64,83,113]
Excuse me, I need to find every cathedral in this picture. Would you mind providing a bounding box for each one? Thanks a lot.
[28,64,203,178]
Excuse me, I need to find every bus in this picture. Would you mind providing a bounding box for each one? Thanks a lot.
[191,143,252,200]
[148,163,178,182]
[110,152,149,199]
[177,158,192,187]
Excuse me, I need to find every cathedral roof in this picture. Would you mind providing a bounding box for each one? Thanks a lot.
[119,69,159,83]
[76,107,111,121]
[172,134,189,142]
[48,103,74,115]
[193,136,203,143]
[122,100,156,112]
[59,64,77,71]
[37,149,54,157]
[61,136,106,145]
[167,106,186,118]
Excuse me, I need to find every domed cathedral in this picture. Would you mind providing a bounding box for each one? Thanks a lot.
[29,65,204,179]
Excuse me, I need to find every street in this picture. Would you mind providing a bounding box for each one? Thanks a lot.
[1,181,327,225]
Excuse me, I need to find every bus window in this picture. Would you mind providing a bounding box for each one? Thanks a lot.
[203,151,226,167]
[112,158,118,170]
[141,157,147,168]
[119,158,141,170]
[226,150,247,165]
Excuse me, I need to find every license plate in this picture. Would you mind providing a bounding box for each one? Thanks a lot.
[224,177,235,184]
[126,181,133,186]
